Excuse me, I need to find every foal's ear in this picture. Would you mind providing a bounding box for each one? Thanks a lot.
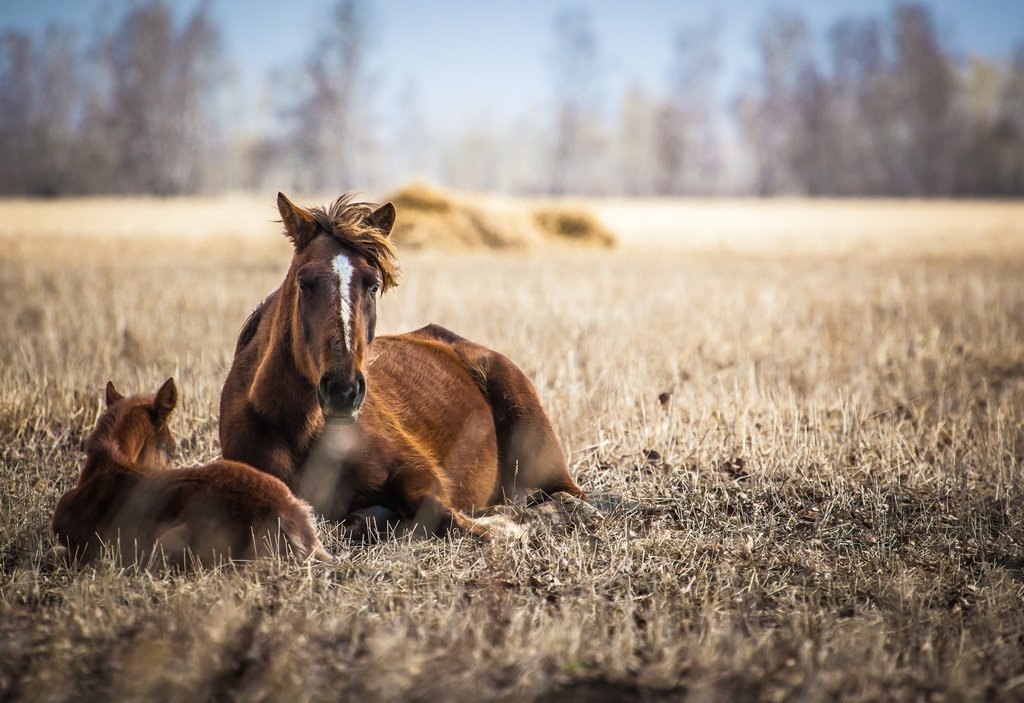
[105,381,124,407]
[277,192,318,250]
[153,377,177,423]
[366,202,396,237]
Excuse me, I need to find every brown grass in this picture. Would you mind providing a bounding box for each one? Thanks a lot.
[585,197,1024,257]
[1,197,1023,701]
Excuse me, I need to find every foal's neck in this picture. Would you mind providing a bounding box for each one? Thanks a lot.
[79,415,145,485]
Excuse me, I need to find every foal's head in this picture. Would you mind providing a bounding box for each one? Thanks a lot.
[277,193,398,423]
[86,378,178,470]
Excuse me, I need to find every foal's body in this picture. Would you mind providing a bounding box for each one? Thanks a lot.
[53,379,332,566]
[220,194,581,537]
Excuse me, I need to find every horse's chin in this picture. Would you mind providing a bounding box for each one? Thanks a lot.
[322,409,359,426]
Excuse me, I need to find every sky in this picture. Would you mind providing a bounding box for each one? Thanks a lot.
[2,0,1022,135]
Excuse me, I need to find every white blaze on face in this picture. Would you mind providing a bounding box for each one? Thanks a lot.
[332,254,355,353]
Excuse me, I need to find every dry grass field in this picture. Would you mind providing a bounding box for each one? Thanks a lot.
[1,196,1023,702]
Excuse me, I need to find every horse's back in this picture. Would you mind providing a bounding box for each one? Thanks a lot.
[150,461,326,564]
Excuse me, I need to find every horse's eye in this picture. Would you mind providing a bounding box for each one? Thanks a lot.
[298,277,317,294]
[369,283,380,295]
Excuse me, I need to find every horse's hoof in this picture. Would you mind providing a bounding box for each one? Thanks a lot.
[342,516,376,543]
[43,544,71,571]
[342,505,401,543]
[551,491,602,521]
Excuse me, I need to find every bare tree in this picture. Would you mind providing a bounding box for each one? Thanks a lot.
[958,48,1024,195]
[0,31,36,193]
[616,84,659,195]
[391,79,432,186]
[548,7,605,195]
[998,44,1024,193]
[0,26,82,195]
[284,0,373,193]
[654,23,721,195]
[886,2,959,195]
[89,0,223,195]
[736,11,815,195]
[827,17,887,194]
[790,64,840,195]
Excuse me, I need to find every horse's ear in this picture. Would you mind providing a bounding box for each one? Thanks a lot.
[277,192,318,250]
[153,377,177,423]
[105,381,124,407]
[366,202,396,238]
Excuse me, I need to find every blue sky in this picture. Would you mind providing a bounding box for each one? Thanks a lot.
[2,0,1022,134]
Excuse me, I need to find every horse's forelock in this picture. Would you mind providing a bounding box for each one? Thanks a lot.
[309,194,399,292]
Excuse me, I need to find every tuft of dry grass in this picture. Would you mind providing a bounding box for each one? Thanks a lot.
[1,198,1023,701]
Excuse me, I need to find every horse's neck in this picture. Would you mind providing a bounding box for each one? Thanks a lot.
[80,410,170,484]
[249,298,322,445]
[78,438,139,485]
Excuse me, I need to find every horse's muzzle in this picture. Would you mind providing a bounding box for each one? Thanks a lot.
[317,370,366,422]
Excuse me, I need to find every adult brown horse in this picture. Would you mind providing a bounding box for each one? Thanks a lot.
[219,193,583,539]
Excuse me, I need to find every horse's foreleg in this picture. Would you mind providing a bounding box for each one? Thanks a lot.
[396,494,454,537]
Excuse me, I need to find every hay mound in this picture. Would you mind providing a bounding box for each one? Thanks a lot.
[533,206,617,247]
[385,183,615,250]
[389,182,454,214]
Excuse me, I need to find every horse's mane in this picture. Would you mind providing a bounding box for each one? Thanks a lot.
[235,290,277,354]
[309,194,399,292]
[85,406,121,458]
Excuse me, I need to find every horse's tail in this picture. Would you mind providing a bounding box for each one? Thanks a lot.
[280,496,338,563]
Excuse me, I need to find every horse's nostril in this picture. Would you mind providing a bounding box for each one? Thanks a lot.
[318,374,334,399]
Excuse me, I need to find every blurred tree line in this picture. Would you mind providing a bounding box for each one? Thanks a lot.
[733,6,1024,196]
[1,0,1021,197]
[0,3,224,195]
